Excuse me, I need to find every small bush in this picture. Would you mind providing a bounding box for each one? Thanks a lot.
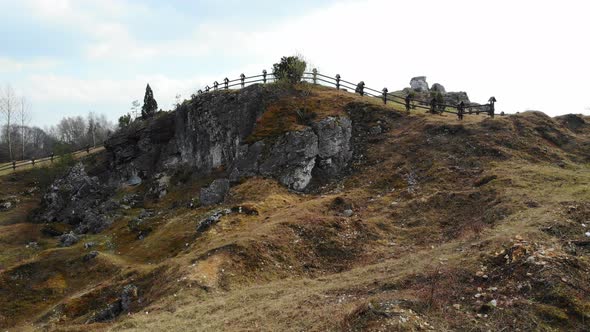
[272,56,306,85]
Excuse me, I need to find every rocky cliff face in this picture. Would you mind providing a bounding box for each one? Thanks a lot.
[105,85,352,192]
[35,84,354,232]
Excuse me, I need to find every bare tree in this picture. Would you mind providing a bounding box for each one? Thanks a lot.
[0,85,16,161]
[87,112,97,148]
[174,94,182,108]
[56,116,86,147]
[130,100,141,120]
[17,97,31,159]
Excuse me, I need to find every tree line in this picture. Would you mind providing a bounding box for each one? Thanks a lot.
[0,84,114,163]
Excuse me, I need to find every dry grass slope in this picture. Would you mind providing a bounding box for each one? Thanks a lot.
[0,85,589,331]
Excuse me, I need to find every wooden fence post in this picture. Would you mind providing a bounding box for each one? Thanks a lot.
[224,78,229,89]
[488,96,496,118]
[213,81,219,91]
[262,70,267,84]
[336,74,341,90]
[50,153,54,163]
[240,74,245,88]
[31,158,35,167]
[312,68,317,85]
[12,161,16,171]
[382,88,388,104]
[356,81,365,96]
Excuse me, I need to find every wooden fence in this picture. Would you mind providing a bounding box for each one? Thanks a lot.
[0,147,100,173]
[195,70,499,118]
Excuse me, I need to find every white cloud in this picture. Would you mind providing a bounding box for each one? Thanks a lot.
[25,73,218,111]
[12,0,590,123]
[0,57,59,73]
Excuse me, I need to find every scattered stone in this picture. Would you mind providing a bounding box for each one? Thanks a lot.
[26,242,39,249]
[230,205,259,216]
[121,285,139,312]
[120,194,142,208]
[200,179,230,206]
[0,201,13,211]
[329,196,353,212]
[91,302,122,322]
[343,209,354,217]
[149,173,170,199]
[83,251,99,262]
[59,232,79,247]
[196,209,231,233]
[138,209,155,220]
[127,172,142,186]
[369,126,382,135]
[34,163,115,234]
[22,186,39,196]
[84,242,96,249]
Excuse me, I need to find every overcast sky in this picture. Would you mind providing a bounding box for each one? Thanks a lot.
[1,0,589,127]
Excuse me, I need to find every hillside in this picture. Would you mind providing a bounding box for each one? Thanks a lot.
[1,83,589,331]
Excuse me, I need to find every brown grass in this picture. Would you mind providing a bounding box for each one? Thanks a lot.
[1,85,590,331]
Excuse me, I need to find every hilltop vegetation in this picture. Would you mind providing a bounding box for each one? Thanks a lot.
[0,82,589,331]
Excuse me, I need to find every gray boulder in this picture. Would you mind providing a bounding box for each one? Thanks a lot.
[196,208,232,233]
[200,179,230,206]
[0,200,13,211]
[431,83,446,94]
[59,232,79,247]
[410,76,429,92]
[444,91,470,105]
[0,195,19,212]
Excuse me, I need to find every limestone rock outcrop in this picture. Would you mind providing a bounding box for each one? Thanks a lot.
[410,76,429,92]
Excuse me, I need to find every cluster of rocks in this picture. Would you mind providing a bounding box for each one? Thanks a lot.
[128,209,157,240]
[35,163,117,234]
[0,196,19,212]
[59,232,79,247]
[408,76,471,105]
[196,206,259,233]
[106,85,352,195]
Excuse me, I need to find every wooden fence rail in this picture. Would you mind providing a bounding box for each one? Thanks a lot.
[0,147,99,173]
[196,70,499,119]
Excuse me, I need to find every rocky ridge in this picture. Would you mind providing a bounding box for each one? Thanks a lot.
[35,85,354,231]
